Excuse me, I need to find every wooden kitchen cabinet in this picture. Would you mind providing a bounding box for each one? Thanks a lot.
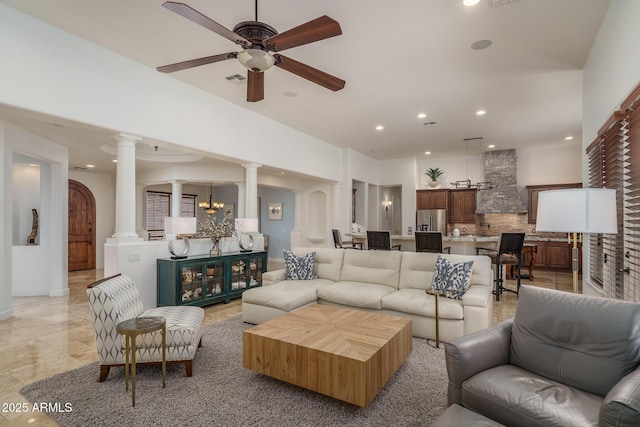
[545,241,582,270]
[527,183,581,224]
[449,189,476,223]
[416,189,448,209]
[522,240,581,272]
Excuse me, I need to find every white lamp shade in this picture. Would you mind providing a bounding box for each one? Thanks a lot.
[535,188,618,234]
[164,217,197,235]
[235,218,259,233]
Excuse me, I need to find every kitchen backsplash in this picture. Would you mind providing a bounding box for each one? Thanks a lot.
[474,213,563,239]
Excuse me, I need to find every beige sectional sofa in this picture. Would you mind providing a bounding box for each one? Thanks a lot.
[242,247,493,342]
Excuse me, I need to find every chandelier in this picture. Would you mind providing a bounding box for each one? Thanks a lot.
[199,184,224,214]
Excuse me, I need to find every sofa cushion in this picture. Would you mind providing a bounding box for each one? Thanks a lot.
[430,256,473,300]
[241,279,332,312]
[317,281,397,310]
[283,249,318,280]
[511,285,640,397]
[292,247,345,282]
[462,364,602,427]
[340,250,402,289]
[399,252,492,291]
[382,288,464,320]
[398,252,439,290]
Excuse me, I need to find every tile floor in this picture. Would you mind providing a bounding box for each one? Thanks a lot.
[0,267,575,426]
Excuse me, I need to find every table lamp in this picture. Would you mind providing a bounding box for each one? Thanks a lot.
[535,188,617,293]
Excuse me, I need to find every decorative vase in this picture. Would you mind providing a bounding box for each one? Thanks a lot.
[210,239,222,256]
[427,180,441,189]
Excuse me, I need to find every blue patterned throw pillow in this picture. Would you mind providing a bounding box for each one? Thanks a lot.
[283,250,318,280]
[430,256,474,300]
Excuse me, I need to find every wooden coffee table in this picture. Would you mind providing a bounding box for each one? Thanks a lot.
[243,304,412,407]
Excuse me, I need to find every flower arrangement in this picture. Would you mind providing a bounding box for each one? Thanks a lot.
[197,212,236,255]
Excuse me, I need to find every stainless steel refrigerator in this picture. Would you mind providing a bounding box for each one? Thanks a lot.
[416,209,447,234]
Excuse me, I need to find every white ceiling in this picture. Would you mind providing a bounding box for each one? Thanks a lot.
[0,0,611,175]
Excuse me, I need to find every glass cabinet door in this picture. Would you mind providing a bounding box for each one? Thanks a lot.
[181,263,204,303]
[230,258,247,291]
[205,261,225,298]
[247,255,263,288]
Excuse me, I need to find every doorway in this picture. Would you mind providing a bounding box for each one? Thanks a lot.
[68,180,96,271]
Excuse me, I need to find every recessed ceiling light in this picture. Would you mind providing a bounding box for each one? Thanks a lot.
[86,164,95,168]
[112,159,118,163]
[424,151,432,155]
[375,125,384,131]
[564,136,574,141]
[476,109,486,116]
[283,91,297,97]
[463,0,481,6]
[28,163,39,167]
[417,113,427,119]
[471,40,492,50]
[488,144,496,148]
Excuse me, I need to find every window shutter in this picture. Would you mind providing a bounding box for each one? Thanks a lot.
[145,191,197,240]
[620,86,640,300]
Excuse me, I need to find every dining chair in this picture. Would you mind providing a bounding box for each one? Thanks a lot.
[366,230,401,251]
[332,229,362,249]
[415,231,451,253]
[476,232,526,301]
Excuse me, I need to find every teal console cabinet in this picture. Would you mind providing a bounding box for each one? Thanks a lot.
[157,251,267,307]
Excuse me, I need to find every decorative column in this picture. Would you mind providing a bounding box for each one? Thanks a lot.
[135,183,147,239]
[110,133,142,241]
[170,180,185,217]
[242,163,261,219]
[235,182,246,218]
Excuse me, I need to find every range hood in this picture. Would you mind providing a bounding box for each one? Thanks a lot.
[476,149,528,214]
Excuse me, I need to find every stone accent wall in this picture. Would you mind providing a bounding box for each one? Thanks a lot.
[476,149,528,214]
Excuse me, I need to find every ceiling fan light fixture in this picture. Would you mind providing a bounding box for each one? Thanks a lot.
[237,49,275,72]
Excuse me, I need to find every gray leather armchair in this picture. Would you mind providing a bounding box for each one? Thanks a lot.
[444,285,640,427]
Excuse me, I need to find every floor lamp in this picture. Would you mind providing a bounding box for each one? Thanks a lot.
[535,188,617,293]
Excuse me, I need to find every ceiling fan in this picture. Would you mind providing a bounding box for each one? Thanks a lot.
[157,1,346,102]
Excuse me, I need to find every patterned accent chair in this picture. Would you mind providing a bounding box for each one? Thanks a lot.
[87,274,205,382]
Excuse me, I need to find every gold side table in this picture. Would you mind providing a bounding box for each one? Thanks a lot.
[116,316,166,407]
[425,288,449,348]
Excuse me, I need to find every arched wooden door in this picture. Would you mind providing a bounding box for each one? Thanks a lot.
[68,180,96,271]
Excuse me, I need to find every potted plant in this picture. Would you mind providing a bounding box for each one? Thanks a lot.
[426,167,444,188]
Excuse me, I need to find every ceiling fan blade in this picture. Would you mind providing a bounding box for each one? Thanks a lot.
[247,71,264,102]
[274,54,345,92]
[265,15,342,52]
[162,1,251,48]
[157,52,237,73]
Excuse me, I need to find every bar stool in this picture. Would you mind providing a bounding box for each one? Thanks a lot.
[415,231,451,253]
[476,233,526,301]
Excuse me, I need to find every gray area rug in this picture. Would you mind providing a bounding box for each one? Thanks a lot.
[21,315,448,426]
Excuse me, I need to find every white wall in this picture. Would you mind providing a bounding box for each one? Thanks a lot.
[582,0,640,295]
[2,122,68,305]
[583,0,640,144]
[379,157,418,236]
[12,160,41,245]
